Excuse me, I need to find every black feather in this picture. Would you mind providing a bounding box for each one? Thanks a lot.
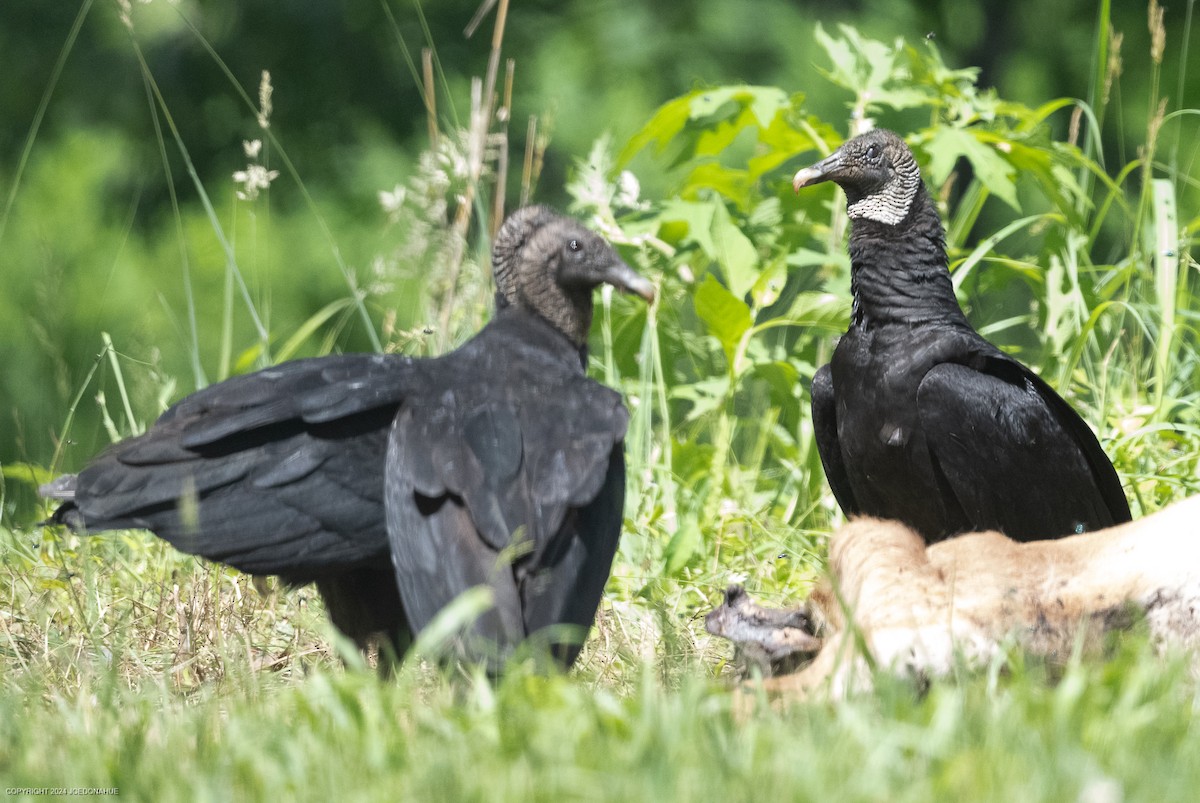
[41,206,650,669]
[796,130,1130,541]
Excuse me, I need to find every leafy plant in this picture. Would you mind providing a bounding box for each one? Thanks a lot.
[570,15,1199,589]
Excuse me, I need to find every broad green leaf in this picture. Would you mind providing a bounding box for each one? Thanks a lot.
[750,254,787,308]
[619,85,791,170]
[869,86,934,112]
[748,197,783,230]
[775,292,851,331]
[688,86,790,130]
[849,28,902,93]
[814,23,906,101]
[656,199,757,297]
[683,163,752,206]
[744,88,790,129]
[657,198,716,255]
[991,137,1090,223]
[924,128,1019,211]
[813,23,860,91]
[710,202,757,299]
[694,273,752,372]
[692,107,756,159]
[618,95,693,165]
[786,248,843,269]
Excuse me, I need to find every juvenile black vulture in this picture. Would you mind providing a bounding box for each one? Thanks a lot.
[41,205,655,668]
[793,129,1129,542]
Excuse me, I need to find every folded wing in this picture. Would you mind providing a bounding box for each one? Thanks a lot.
[47,354,421,580]
[917,358,1129,540]
[386,375,628,663]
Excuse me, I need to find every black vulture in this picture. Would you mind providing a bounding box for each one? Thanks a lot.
[41,205,655,668]
[792,129,1129,542]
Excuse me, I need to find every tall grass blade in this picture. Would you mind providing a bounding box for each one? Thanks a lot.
[275,299,356,362]
[169,9,382,353]
[0,0,94,254]
[1150,177,1179,416]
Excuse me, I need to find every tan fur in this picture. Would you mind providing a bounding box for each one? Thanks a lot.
[758,496,1200,700]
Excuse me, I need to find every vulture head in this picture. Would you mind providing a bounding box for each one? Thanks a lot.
[492,206,655,346]
[793,129,923,227]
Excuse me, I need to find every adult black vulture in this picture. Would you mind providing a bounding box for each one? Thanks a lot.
[793,129,1130,542]
[41,205,655,668]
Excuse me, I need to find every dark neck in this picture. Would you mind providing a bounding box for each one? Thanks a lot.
[502,276,593,350]
[847,184,968,329]
[490,298,589,370]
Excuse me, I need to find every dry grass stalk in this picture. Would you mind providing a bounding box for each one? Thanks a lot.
[436,0,512,341]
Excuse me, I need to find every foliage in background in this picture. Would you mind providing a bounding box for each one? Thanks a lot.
[1,0,1196,474]
[570,18,1199,587]
[1,1,1199,798]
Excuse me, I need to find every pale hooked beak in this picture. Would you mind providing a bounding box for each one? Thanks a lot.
[792,149,845,193]
[603,260,656,303]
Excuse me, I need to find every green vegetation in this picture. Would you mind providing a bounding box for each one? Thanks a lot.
[2,1,1199,799]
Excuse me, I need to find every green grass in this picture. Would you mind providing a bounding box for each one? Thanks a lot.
[2,532,1199,802]
[4,4,1200,800]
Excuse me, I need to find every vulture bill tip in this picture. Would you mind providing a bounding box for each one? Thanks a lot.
[792,166,823,193]
[605,261,656,303]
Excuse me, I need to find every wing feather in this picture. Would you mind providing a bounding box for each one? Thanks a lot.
[811,364,859,515]
[385,373,627,662]
[918,360,1127,540]
[59,355,420,578]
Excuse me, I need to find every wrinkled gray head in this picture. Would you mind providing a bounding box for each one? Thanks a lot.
[492,206,655,345]
[792,129,922,226]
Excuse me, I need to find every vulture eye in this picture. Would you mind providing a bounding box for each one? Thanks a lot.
[865,144,881,160]
[568,239,581,252]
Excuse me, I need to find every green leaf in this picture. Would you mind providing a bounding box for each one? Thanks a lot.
[749,119,814,180]
[750,254,787,309]
[276,298,354,362]
[670,376,731,423]
[869,86,934,111]
[617,95,693,165]
[2,462,56,488]
[813,23,859,91]
[924,128,1019,211]
[620,85,795,175]
[694,274,752,372]
[662,514,702,576]
[689,86,789,130]
[710,202,757,299]
[233,341,269,375]
[655,199,758,297]
[691,106,755,160]
[683,163,752,205]
[814,23,907,103]
[671,436,718,485]
[656,198,716,254]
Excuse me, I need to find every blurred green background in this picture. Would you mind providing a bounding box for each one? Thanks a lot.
[0,0,1192,511]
